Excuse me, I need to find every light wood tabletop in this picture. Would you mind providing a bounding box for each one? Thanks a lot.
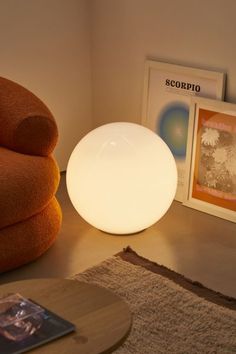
[0,278,132,354]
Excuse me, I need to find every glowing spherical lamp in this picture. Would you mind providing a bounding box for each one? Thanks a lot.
[66,122,177,234]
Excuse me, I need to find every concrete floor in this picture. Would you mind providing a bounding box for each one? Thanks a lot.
[0,173,236,298]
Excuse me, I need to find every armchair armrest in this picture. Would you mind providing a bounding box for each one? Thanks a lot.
[0,77,58,156]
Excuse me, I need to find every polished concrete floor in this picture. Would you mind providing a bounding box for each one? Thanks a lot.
[0,173,236,298]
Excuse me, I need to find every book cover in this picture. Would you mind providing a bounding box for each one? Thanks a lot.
[0,293,75,354]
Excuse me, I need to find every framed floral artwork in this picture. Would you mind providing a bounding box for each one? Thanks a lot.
[183,97,236,223]
[142,60,225,202]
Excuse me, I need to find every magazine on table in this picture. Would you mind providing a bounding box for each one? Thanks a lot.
[0,293,75,354]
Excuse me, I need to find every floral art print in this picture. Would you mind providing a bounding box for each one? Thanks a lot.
[192,108,236,212]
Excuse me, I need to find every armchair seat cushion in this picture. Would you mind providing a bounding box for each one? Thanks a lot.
[0,198,62,273]
[0,147,60,229]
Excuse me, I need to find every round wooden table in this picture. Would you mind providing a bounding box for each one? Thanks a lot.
[0,278,132,353]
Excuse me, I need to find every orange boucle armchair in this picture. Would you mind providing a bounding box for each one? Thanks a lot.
[0,77,62,272]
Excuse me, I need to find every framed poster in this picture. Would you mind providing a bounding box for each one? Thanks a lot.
[142,60,225,201]
[183,97,236,223]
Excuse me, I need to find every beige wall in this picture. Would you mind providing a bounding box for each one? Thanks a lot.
[1,0,236,170]
[90,0,236,127]
[0,0,92,171]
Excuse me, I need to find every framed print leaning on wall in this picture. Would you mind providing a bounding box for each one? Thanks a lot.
[142,60,225,201]
[183,97,236,223]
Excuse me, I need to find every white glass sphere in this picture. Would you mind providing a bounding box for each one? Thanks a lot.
[66,122,177,234]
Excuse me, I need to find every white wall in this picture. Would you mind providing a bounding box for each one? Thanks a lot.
[90,0,236,127]
[0,0,92,171]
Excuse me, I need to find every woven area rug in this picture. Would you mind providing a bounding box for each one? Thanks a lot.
[73,247,236,354]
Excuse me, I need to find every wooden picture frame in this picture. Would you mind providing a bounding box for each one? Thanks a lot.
[183,97,236,223]
[142,60,225,202]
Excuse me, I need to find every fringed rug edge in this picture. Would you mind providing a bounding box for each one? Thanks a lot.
[116,246,236,311]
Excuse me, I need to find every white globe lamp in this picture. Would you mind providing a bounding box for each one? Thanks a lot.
[66,122,177,234]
